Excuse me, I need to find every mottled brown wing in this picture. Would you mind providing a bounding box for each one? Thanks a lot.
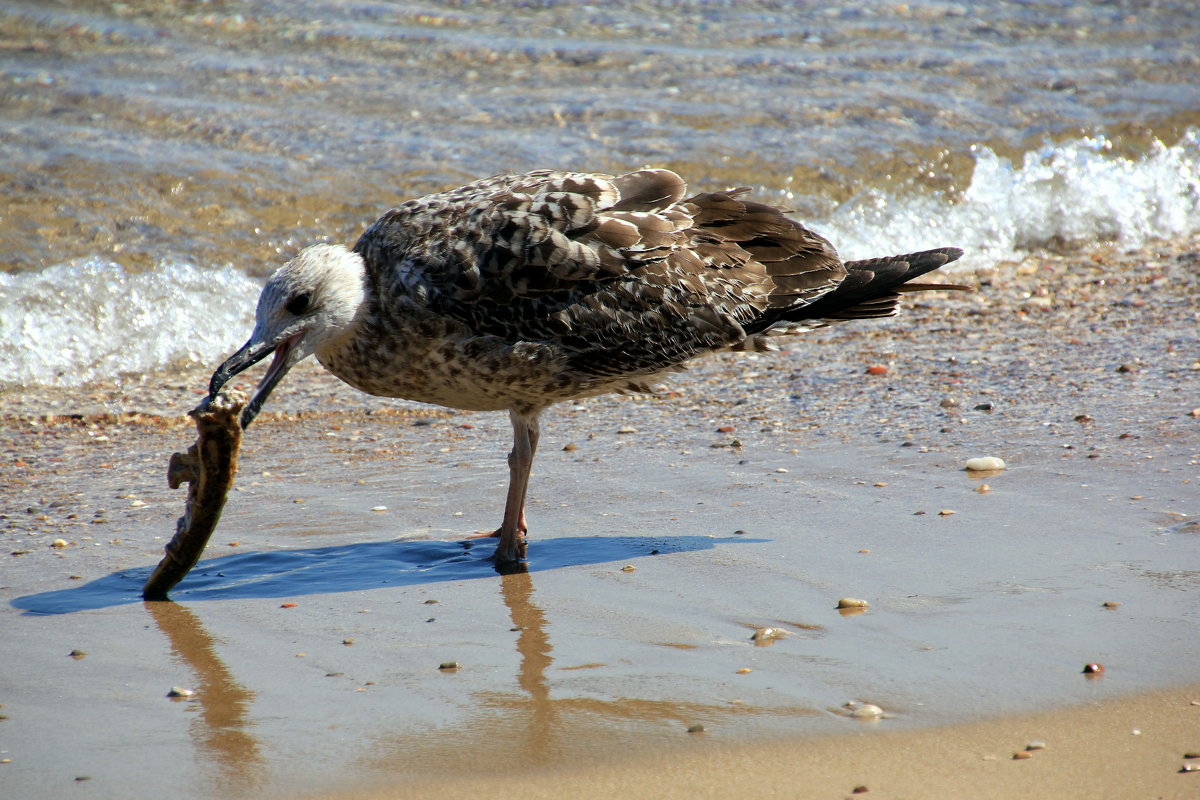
[353,169,849,380]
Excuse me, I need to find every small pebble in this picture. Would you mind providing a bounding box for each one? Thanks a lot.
[735,667,752,674]
[975,483,991,493]
[342,638,355,646]
[865,365,888,375]
[50,539,68,549]
[280,602,298,608]
[851,787,869,795]
[562,442,577,451]
[1180,764,1200,773]
[837,598,869,609]
[1082,662,1105,674]
[1102,601,1122,609]
[938,509,956,516]
[845,701,883,719]
[965,456,1006,471]
[617,426,637,434]
[620,564,636,572]
[438,661,461,671]
[371,506,388,512]
[751,627,786,642]
[1012,751,1033,760]
[686,723,706,733]
[167,686,195,698]
[68,649,86,659]
[1026,740,1047,751]
[775,467,789,473]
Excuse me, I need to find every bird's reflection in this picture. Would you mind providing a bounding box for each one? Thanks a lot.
[145,601,265,798]
[366,566,814,777]
[138,549,810,787]
[499,569,556,761]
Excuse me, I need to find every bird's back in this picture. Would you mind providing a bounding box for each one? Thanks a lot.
[350,168,876,397]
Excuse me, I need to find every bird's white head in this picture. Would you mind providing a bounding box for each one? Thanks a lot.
[209,243,366,427]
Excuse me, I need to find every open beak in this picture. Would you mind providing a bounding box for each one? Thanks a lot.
[209,332,303,429]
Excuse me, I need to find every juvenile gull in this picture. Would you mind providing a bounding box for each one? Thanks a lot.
[208,168,964,564]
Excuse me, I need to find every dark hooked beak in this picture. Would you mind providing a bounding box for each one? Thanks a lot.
[208,332,302,429]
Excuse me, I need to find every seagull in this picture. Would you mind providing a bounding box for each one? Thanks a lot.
[208,168,964,564]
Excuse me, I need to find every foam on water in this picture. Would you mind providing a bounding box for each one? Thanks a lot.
[0,259,259,389]
[814,130,1200,267]
[3,132,1198,390]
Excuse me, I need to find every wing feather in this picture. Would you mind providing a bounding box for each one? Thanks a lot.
[351,170,958,385]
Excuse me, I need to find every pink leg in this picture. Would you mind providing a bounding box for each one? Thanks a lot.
[472,410,540,562]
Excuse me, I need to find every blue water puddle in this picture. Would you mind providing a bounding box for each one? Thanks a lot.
[12,534,765,615]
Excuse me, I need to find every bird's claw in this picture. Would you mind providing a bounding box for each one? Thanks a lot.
[464,528,527,563]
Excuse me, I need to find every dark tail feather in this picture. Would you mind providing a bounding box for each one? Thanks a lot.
[785,246,968,323]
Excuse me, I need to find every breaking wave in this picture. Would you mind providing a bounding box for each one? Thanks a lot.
[817,129,1200,267]
[0,259,258,389]
[2,130,1197,388]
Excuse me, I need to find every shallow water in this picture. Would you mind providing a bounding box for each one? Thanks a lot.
[2,0,1200,388]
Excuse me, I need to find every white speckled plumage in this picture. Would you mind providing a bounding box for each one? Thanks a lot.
[211,168,964,564]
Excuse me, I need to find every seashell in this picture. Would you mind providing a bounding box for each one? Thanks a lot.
[965,456,1006,471]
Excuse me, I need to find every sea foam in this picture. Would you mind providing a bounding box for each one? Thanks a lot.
[0,259,259,389]
[3,132,1198,389]
[816,129,1200,267]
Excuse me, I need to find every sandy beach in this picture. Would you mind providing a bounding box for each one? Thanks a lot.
[4,235,1198,798]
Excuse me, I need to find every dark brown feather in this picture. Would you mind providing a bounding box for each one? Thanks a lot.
[352,170,963,387]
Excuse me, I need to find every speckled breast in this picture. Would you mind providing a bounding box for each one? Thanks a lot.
[316,321,588,413]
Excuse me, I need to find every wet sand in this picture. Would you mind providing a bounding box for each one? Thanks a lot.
[2,238,1198,798]
[333,683,1200,800]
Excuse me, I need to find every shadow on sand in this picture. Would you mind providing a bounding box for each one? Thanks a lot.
[12,533,765,615]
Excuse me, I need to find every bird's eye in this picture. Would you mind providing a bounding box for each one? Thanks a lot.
[285,292,312,315]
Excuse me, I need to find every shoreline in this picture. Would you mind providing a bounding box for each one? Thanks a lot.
[4,2,1199,793]
[2,236,1198,799]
